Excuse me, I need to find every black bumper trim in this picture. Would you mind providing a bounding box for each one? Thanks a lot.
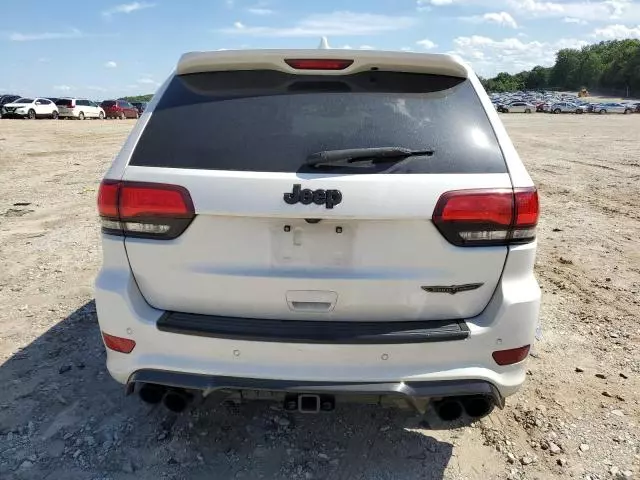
[157,312,470,344]
[127,370,504,408]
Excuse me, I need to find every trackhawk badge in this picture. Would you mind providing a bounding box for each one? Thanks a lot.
[421,283,484,295]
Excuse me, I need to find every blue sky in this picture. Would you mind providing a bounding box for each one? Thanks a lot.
[2,0,640,99]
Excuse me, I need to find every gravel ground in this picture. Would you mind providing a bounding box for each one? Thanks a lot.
[0,115,638,480]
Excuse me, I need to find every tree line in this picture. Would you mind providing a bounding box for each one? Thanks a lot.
[480,39,640,96]
[121,94,154,103]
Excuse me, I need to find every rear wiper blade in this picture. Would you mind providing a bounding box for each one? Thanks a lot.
[306,147,434,167]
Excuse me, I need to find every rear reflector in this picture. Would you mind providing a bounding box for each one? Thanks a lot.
[102,332,136,354]
[492,345,531,366]
[432,187,539,246]
[97,181,195,239]
[285,59,354,70]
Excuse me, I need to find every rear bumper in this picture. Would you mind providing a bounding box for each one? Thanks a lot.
[95,237,540,401]
[127,370,504,407]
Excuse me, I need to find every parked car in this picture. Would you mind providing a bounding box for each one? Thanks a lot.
[594,102,634,114]
[1,97,58,119]
[131,102,148,115]
[56,98,105,120]
[96,49,540,417]
[499,101,534,113]
[101,100,139,119]
[0,94,21,118]
[550,102,586,114]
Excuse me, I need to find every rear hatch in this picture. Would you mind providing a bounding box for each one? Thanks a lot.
[121,53,512,321]
[101,101,118,113]
[55,98,75,114]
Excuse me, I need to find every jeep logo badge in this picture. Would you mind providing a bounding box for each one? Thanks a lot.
[284,184,342,209]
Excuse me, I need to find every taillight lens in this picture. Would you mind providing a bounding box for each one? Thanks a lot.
[97,180,195,239]
[432,187,539,246]
[285,59,354,70]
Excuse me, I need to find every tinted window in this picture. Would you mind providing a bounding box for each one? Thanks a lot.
[38,99,52,105]
[14,98,33,104]
[130,70,507,174]
[56,99,73,106]
[102,101,116,107]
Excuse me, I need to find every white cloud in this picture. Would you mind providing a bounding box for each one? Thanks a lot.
[400,46,414,52]
[359,44,375,50]
[508,0,563,13]
[219,11,417,37]
[563,17,588,24]
[451,35,589,75]
[102,2,155,18]
[422,0,640,22]
[9,28,82,42]
[104,61,117,68]
[247,7,273,15]
[422,0,456,4]
[592,23,640,38]
[482,12,519,28]
[53,85,72,92]
[138,78,160,86]
[416,38,437,49]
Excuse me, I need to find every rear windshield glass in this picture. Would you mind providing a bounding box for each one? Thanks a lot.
[130,70,507,174]
[55,99,73,106]
[102,101,116,107]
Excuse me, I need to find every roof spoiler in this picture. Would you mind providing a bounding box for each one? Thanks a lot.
[176,49,470,78]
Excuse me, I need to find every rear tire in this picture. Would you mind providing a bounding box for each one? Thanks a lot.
[78,112,85,120]
[51,111,58,120]
[525,108,531,114]
[28,109,36,120]
[599,109,606,114]
[553,109,561,114]
[98,111,104,120]
[624,109,631,115]
[119,112,125,120]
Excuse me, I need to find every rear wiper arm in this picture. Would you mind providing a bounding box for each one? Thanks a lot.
[306,147,434,167]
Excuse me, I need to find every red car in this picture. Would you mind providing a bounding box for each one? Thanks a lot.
[101,100,139,119]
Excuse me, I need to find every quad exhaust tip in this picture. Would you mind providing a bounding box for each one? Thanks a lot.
[434,395,494,422]
[138,383,192,413]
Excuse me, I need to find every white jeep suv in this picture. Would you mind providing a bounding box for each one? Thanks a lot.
[95,50,540,420]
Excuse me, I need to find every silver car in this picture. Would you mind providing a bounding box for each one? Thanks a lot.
[500,101,534,113]
[594,102,634,114]
[550,102,585,114]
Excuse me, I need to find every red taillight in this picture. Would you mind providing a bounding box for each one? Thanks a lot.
[102,332,136,354]
[492,345,530,366]
[97,180,119,218]
[97,180,195,239]
[119,183,194,218]
[432,187,539,246]
[285,59,354,70]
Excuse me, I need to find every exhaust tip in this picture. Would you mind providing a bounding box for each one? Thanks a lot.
[434,399,463,422]
[461,395,494,418]
[139,383,166,405]
[163,389,191,413]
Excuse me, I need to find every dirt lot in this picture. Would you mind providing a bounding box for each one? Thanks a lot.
[0,115,638,480]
